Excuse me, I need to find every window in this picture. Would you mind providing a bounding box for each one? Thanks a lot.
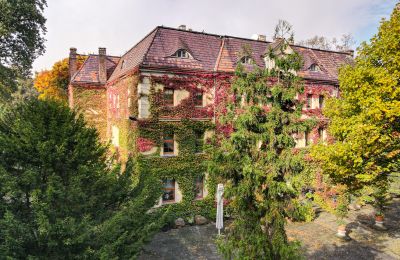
[240,56,252,64]
[163,132,174,155]
[194,91,203,107]
[309,63,320,72]
[111,125,119,147]
[128,89,131,108]
[173,49,190,58]
[305,131,310,146]
[162,179,175,203]
[195,131,204,153]
[318,127,323,139]
[164,88,174,106]
[319,95,324,109]
[121,60,126,69]
[318,127,326,142]
[195,176,204,199]
[306,94,312,109]
[116,94,120,109]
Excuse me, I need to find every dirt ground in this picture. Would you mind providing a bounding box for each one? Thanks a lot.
[139,198,400,260]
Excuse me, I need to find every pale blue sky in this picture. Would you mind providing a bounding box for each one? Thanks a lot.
[32,0,398,72]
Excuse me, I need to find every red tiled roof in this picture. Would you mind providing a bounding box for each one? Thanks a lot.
[216,37,269,72]
[108,28,158,82]
[72,26,353,85]
[72,55,120,84]
[141,27,222,71]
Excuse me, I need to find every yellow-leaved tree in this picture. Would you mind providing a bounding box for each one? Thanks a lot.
[312,4,400,219]
[34,56,86,103]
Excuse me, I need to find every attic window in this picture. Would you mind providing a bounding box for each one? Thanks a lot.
[121,60,126,69]
[173,49,190,59]
[240,56,252,64]
[309,63,320,72]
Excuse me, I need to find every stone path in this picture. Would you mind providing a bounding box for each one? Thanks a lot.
[139,198,400,259]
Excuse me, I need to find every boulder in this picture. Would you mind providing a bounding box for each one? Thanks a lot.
[175,218,185,228]
[194,215,208,225]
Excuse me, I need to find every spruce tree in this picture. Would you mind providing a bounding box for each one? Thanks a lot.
[209,43,312,259]
[0,99,162,258]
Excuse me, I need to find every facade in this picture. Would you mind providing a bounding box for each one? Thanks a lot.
[68,25,353,206]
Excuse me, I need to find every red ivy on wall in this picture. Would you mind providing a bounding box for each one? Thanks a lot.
[137,137,155,152]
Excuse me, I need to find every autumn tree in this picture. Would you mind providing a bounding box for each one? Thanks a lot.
[209,42,313,259]
[34,56,86,103]
[0,0,47,102]
[312,4,400,219]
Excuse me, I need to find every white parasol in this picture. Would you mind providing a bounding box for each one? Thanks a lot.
[216,183,224,235]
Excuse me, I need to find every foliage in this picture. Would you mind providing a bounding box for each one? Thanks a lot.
[0,0,47,102]
[297,34,355,51]
[273,19,294,43]
[311,5,400,214]
[0,99,163,258]
[208,42,313,259]
[34,56,86,103]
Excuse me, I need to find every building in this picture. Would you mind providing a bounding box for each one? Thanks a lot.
[68,25,353,206]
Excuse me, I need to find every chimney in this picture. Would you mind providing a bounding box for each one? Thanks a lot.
[257,35,266,41]
[98,47,107,84]
[69,47,77,81]
[178,24,186,30]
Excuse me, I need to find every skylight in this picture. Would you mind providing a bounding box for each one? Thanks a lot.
[309,63,320,72]
[173,49,190,59]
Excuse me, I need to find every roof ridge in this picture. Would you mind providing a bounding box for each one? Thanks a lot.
[158,26,352,56]
[70,54,93,82]
[135,27,158,67]
[120,27,159,59]
[291,44,353,55]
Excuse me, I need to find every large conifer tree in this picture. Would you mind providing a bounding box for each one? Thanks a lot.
[209,43,313,259]
[0,99,162,258]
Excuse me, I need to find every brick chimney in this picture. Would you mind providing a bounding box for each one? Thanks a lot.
[69,47,77,81]
[98,47,107,84]
[258,35,266,41]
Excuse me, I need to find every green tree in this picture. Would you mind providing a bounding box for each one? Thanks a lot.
[0,0,47,102]
[312,4,400,216]
[0,99,163,259]
[209,42,313,259]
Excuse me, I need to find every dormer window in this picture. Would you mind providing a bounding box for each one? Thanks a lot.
[240,56,252,64]
[309,63,320,72]
[173,49,190,59]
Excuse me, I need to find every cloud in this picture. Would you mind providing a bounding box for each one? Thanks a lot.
[32,0,397,72]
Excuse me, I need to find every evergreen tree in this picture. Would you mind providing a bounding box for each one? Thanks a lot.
[0,99,162,258]
[209,43,313,259]
[312,3,400,214]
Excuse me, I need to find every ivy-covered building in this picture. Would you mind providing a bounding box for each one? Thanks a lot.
[68,25,352,207]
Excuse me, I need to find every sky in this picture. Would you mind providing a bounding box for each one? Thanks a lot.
[32,0,398,73]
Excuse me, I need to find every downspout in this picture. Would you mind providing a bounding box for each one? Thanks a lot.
[213,36,225,124]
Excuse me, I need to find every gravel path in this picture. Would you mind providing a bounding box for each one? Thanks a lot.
[139,198,400,259]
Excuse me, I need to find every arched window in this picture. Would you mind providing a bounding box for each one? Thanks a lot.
[240,56,252,64]
[309,63,320,72]
[173,49,190,58]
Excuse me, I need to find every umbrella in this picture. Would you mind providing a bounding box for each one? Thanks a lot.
[216,183,224,235]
